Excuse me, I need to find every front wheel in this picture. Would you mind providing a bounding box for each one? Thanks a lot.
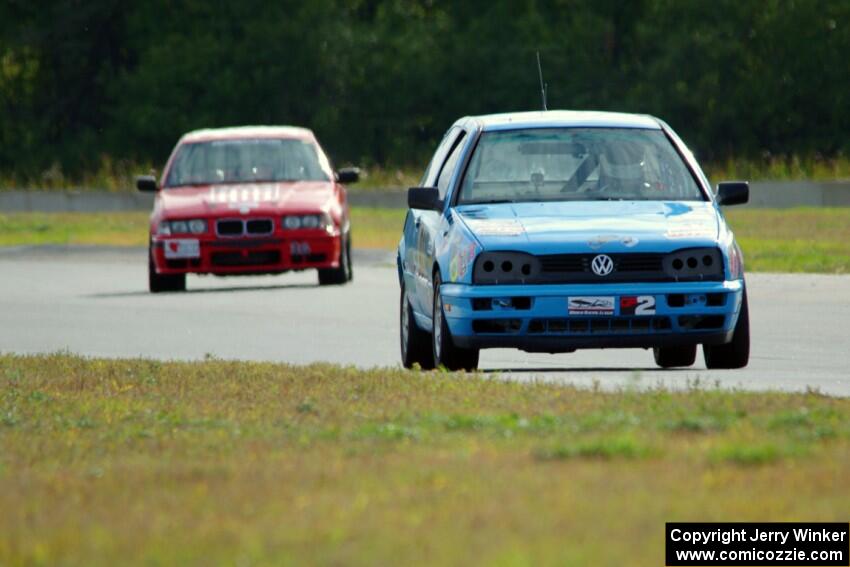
[432,273,479,371]
[653,344,697,368]
[704,289,750,369]
[148,248,186,293]
[318,233,353,286]
[400,281,434,370]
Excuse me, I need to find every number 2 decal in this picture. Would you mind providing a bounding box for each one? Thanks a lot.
[620,295,656,315]
[635,295,656,315]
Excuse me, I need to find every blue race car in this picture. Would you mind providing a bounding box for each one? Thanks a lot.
[397,111,750,371]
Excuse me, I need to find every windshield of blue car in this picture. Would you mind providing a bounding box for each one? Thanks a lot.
[457,128,706,204]
[164,139,331,187]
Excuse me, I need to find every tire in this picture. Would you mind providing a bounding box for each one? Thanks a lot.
[400,281,435,370]
[148,248,186,293]
[432,273,479,371]
[653,344,697,368]
[704,288,750,369]
[318,233,353,286]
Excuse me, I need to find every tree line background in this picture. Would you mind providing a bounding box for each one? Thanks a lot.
[1,0,849,180]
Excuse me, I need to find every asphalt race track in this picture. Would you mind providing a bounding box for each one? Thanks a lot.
[1,246,848,396]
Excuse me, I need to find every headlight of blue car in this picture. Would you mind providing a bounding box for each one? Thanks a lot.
[663,247,723,280]
[473,251,541,284]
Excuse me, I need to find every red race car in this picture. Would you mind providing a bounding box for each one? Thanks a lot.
[137,126,358,292]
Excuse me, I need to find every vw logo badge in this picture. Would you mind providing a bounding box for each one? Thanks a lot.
[591,254,614,276]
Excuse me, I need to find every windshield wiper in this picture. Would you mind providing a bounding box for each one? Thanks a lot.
[465,199,516,205]
[165,181,214,188]
[585,196,639,201]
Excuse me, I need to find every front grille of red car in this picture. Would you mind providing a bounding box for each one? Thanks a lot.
[291,253,327,263]
[217,219,243,236]
[165,258,201,269]
[211,250,281,267]
[215,218,274,237]
[246,219,273,234]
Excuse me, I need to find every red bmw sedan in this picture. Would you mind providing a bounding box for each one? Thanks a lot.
[137,126,358,292]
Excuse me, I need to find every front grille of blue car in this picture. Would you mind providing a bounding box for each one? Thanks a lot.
[468,316,675,335]
[539,253,664,273]
[537,253,667,282]
[527,316,672,335]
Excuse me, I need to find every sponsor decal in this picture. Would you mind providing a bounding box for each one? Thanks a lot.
[620,295,656,315]
[665,224,715,239]
[568,296,615,315]
[164,239,200,259]
[449,243,476,282]
[588,235,640,249]
[587,235,619,249]
[464,218,525,236]
[209,185,281,210]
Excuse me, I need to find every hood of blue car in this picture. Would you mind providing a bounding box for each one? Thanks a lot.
[455,201,721,254]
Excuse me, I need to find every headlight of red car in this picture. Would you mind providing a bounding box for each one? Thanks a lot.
[157,219,207,235]
[282,214,333,232]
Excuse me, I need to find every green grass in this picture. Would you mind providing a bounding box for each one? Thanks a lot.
[0,212,151,247]
[2,207,850,274]
[724,208,850,273]
[0,160,420,192]
[704,155,850,182]
[349,207,406,249]
[0,353,848,566]
[5,153,850,192]
[0,156,158,193]
[0,208,407,251]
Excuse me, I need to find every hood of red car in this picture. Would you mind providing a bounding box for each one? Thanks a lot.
[155,181,337,218]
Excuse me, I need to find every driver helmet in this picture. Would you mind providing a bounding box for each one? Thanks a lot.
[599,141,646,181]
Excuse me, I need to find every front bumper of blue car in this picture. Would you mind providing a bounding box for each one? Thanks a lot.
[440,279,744,353]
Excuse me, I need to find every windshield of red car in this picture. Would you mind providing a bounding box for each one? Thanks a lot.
[164,138,331,187]
[457,128,706,204]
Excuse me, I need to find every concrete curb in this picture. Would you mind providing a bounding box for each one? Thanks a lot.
[1,181,849,212]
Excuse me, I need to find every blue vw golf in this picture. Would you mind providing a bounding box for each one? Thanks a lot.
[398,111,750,371]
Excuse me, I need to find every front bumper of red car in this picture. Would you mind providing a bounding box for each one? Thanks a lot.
[150,233,342,275]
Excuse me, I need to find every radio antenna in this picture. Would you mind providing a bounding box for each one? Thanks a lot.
[536,51,548,111]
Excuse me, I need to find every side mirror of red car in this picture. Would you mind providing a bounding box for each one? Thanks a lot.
[136,175,158,192]
[336,167,360,184]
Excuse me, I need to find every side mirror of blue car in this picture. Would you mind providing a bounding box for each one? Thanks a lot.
[136,175,158,192]
[408,186,441,211]
[716,181,749,206]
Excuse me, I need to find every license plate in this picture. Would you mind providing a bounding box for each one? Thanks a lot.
[290,241,311,255]
[163,239,200,259]
[568,296,615,315]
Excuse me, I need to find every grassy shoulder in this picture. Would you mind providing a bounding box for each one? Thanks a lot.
[0,161,420,192]
[2,207,850,274]
[5,155,850,192]
[0,208,406,251]
[0,354,847,565]
[724,208,850,273]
